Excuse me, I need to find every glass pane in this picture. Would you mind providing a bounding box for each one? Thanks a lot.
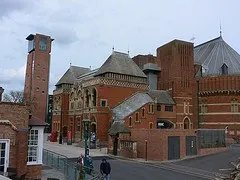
[0,165,4,171]
[1,151,5,157]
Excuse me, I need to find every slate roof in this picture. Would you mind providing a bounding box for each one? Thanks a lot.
[108,121,130,135]
[112,92,154,121]
[95,51,147,78]
[194,36,240,76]
[56,66,90,86]
[29,116,49,126]
[77,68,99,81]
[148,90,175,105]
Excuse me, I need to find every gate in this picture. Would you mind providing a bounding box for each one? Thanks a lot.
[168,136,180,160]
[113,138,118,156]
[186,136,197,156]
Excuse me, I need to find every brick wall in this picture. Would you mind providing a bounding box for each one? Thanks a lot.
[26,165,42,180]
[0,102,31,178]
[130,129,197,161]
[16,130,28,177]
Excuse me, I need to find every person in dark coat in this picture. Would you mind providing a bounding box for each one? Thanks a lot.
[100,158,111,180]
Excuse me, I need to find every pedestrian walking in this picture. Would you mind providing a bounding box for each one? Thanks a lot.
[100,158,111,180]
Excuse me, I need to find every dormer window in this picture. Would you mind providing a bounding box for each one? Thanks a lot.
[221,63,228,75]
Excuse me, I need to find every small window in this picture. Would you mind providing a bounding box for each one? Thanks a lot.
[101,100,107,107]
[129,117,132,127]
[149,122,153,129]
[42,79,46,82]
[42,91,45,93]
[142,108,145,117]
[165,105,173,112]
[135,112,139,122]
[157,104,161,111]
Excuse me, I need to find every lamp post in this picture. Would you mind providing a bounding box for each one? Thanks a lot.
[82,118,93,177]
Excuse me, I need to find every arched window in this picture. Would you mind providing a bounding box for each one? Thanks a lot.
[157,119,174,129]
[129,117,132,127]
[184,118,190,129]
[142,108,145,117]
[149,122,153,129]
[85,89,89,107]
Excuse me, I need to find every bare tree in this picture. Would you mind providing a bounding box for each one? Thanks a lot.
[3,90,24,103]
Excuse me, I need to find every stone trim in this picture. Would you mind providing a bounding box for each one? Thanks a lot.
[0,120,17,130]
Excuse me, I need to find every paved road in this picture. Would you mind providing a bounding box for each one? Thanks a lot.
[69,157,211,180]
[175,144,240,172]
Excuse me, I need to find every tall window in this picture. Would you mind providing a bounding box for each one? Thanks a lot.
[28,127,44,165]
[148,104,154,113]
[135,112,139,122]
[77,117,81,131]
[142,108,145,117]
[157,104,161,111]
[28,129,38,162]
[129,117,132,127]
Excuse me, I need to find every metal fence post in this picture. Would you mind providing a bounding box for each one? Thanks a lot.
[57,155,59,170]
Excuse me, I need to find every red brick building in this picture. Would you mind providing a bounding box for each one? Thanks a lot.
[194,36,240,136]
[0,87,46,179]
[52,35,237,160]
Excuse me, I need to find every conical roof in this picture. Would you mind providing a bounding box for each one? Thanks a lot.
[56,66,90,86]
[95,51,147,78]
[194,36,240,76]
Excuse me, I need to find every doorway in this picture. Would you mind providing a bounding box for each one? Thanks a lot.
[0,140,10,175]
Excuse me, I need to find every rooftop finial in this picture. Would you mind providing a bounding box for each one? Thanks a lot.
[70,62,72,67]
[127,46,130,55]
[112,46,114,52]
[220,21,222,37]
[190,34,196,43]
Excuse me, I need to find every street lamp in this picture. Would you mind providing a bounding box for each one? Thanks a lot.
[82,118,93,176]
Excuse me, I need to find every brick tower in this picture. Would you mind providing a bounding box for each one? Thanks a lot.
[24,33,53,122]
[157,40,198,129]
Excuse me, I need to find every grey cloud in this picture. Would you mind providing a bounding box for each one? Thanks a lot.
[0,0,29,18]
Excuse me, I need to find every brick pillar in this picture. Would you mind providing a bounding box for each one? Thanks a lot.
[0,87,4,102]
[16,129,28,177]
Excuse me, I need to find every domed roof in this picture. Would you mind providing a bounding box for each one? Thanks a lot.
[194,36,240,76]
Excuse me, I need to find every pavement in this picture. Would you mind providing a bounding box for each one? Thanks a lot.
[42,134,108,180]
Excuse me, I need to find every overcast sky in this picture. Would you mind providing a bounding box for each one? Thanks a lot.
[0,0,239,94]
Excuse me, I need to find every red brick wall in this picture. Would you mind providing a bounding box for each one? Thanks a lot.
[130,129,196,161]
[16,130,28,177]
[0,102,30,178]
[97,85,143,108]
[26,165,42,180]
[198,147,229,156]
[132,55,157,69]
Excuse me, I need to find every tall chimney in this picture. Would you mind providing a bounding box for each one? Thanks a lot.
[0,87,4,102]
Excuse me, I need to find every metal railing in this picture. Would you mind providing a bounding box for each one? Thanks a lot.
[43,149,101,180]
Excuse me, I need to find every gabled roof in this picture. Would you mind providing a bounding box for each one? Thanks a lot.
[56,66,90,86]
[112,92,154,121]
[147,90,175,105]
[108,121,130,135]
[194,36,240,76]
[95,51,147,78]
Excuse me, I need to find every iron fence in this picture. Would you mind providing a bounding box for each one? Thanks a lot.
[198,129,226,149]
[43,149,101,180]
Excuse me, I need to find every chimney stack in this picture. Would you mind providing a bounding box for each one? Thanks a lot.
[0,87,4,102]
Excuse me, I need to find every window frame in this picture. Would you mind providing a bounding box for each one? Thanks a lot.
[27,127,44,165]
[165,105,173,112]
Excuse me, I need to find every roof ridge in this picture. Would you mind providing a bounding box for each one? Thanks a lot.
[194,36,222,48]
